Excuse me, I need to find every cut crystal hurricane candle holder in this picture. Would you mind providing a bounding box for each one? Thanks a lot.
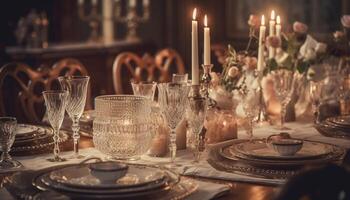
[93,95,152,160]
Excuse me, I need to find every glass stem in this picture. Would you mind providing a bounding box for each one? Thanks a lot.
[0,148,11,162]
[193,131,200,162]
[169,129,177,163]
[72,116,80,157]
[281,104,286,128]
[247,116,253,141]
[53,128,60,160]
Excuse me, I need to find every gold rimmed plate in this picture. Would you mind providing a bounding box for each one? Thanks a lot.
[233,140,333,161]
[219,140,345,168]
[48,164,167,190]
[32,163,181,199]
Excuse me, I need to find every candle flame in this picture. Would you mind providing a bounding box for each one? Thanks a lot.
[192,8,197,20]
[261,15,265,26]
[271,10,275,20]
[277,15,281,24]
[204,15,208,27]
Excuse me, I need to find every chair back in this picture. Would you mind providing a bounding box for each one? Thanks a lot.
[112,48,185,94]
[0,58,90,124]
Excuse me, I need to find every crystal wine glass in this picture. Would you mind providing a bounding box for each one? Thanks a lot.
[157,83,190,164]
[58,76,90,159]
[43,90,68,162]
[187,96,207,162]
[131,81,157,101]
[271,69,296,130]
[309,80,325,123]
[0,117,22,170]
[240,87,260,140]
[172,73,188,84]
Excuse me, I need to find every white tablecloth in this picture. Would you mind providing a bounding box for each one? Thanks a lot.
[2,122,350,199]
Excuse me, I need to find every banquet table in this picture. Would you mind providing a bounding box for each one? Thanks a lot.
[1,121,349,200]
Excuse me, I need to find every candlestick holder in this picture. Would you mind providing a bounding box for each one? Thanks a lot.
[78,2,102,42]
[201,64,217,107]
[255,70,269,123]
[114,1,150,41]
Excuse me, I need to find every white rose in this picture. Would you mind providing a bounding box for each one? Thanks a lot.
[228,66,240,78]
[315,43,327,53]
[304,49,316,61]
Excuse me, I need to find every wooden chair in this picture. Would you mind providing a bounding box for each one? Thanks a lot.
[0,58,90,124]
[112,48,185,94]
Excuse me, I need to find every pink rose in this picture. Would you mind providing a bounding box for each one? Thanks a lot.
[244,56,257,70]
[210,72,220,86]
[247,15,260,29]
[228,66,240,78]
[293,21,308,34]
[334,31,345,39]
[266,36,282,48]
[341,15,350,28]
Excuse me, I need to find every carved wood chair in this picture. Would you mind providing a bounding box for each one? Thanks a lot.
[0,58,91,124]
[112,48,185,94]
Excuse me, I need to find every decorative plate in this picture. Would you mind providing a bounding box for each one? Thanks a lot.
[49,164,166,189]
[233,140,333,160]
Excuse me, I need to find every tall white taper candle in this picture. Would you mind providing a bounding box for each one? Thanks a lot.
[204,15,211,65]
[192,8,199,85]
[257,15,266,71]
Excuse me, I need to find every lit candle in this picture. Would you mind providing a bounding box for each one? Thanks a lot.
[276,15,281,38]
[257,15,266,71]
[92,0,97,6]
[143,0,149,7]
[204,15,211,65]
[129,0,136,8]
[269,10,276,59]
[191,8,199,85]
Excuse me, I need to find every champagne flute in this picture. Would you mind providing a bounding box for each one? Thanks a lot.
[58,76,90,159]
[43,90,68,162]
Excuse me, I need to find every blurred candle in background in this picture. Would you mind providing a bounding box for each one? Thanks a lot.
[203,15,211,65]
[191,8,199,85]
[276,15,281,38]
[143,0,149,7]
[269,10,276,59]
[257,15,266,71]
[129,0,136,8]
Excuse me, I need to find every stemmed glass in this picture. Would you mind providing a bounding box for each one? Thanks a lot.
[240,87,260,140]
[58,76,90,159]
[131,81,157,101]
[0,117,22,170]
[270,69,296,130]
[187,97,207,162]
[157,83,190,164]
[172,73,188,84]
[43,90,68,162]
[309,81,325,123]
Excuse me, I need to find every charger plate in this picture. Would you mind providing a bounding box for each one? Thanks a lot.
[325,115,350,128]
[32,163,182,199]
[207,139,345,180]
[5,164,196,200]
[220,139,344,168]
[233,140,333,160]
